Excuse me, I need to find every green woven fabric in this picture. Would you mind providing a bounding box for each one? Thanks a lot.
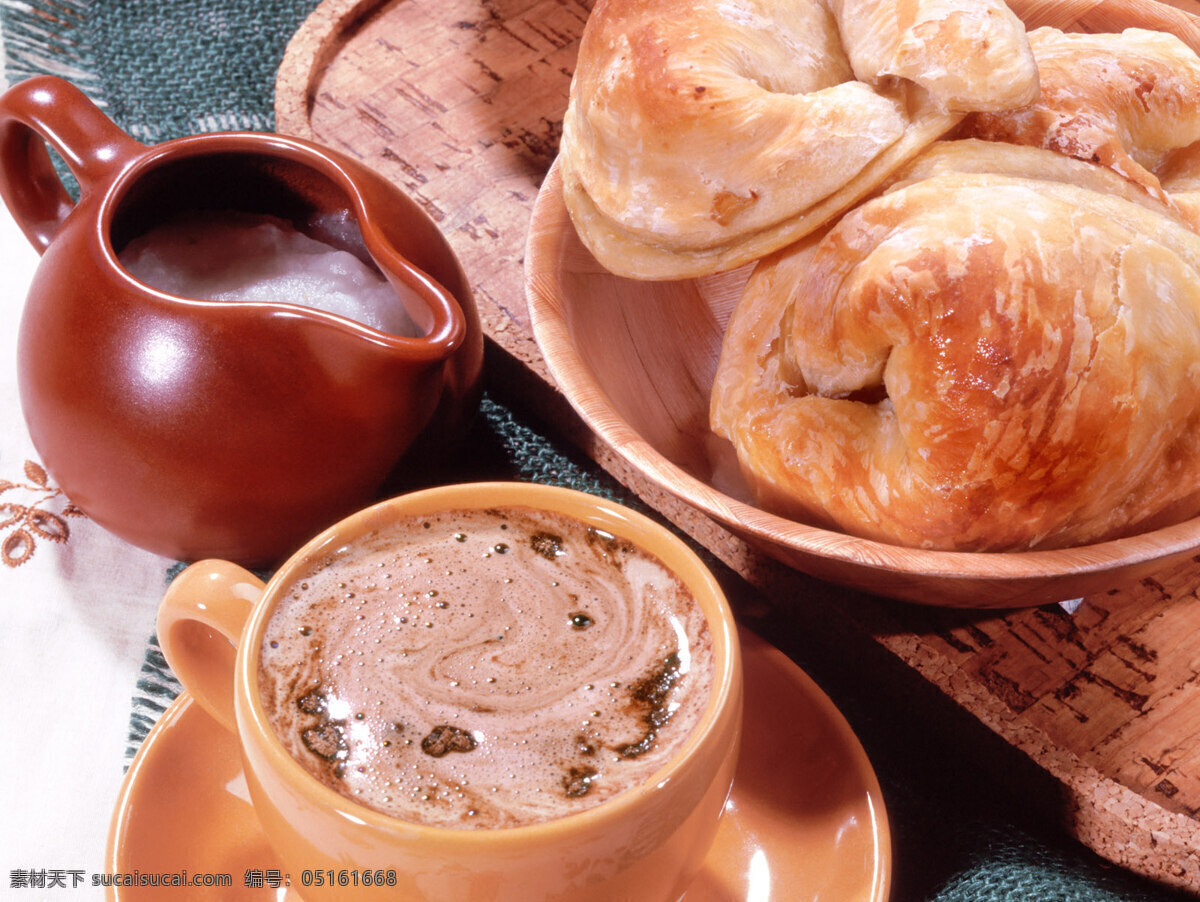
[2,0,313,140]
[3,2,1194,899]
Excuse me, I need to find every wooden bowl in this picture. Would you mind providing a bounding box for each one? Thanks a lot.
[526,143,1200,608]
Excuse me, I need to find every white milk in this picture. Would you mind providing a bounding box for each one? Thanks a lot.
[118,210,421,336]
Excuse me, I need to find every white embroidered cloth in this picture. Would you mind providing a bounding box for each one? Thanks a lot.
[0,156,176,877]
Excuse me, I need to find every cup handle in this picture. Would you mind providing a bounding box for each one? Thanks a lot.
[157,560,266,734]
[0,75,144,252]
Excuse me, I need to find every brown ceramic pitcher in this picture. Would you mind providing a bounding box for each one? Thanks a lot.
[0,76,483,566]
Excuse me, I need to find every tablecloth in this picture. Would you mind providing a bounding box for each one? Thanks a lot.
[0,0,1196,899]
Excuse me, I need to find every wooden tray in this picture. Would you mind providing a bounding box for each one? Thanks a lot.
[275,0,1200,892]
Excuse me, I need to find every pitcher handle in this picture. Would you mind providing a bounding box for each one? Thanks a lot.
[157,560,266,734]
[0,75,144,252]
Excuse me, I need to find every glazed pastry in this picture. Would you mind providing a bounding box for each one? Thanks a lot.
[710,150,1200,551]
[959,27,1200,213]
[559,0,1037,280]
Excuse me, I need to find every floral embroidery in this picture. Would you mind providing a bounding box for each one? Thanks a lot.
[0,460,85,567]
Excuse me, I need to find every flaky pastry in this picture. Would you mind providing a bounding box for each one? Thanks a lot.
[959,27,1200,216]
[710,144,1200,551]
[559,0,1037,280]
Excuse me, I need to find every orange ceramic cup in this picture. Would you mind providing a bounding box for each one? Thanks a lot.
[157,482,743,901]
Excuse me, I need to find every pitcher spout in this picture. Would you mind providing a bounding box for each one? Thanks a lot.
[365,225,468,361]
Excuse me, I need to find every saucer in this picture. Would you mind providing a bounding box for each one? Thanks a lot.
[106,629,891,901]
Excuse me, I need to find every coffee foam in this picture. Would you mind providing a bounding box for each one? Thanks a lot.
[257,506,715,829]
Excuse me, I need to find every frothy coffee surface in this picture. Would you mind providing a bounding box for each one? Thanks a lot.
[258,506,715,829]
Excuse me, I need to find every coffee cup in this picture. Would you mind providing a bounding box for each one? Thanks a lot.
[157,481,743,901]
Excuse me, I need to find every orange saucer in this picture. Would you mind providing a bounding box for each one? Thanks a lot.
[106,630,891,901]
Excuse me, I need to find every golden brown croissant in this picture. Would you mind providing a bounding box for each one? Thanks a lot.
[710,143,1200,551]
[958,27,1200,211]
[559,0,1037,280]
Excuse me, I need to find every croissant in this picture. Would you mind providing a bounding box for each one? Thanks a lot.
[559,0,1037,280]
[958,27,1200,215]
[710,142,1200,551]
